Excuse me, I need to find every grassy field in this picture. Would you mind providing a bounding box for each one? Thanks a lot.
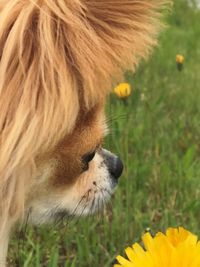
[8,1,200,266]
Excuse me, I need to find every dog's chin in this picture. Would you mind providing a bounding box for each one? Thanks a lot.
[53,181,116,224]
[52,183,115,222]
[27,180,116,225]
[26,149,122,225]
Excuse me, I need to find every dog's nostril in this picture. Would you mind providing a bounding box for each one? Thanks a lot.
[109,157,123,180]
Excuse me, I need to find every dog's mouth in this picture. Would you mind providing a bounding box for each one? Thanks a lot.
[53,181,115,222]
[64,149,124,215]
[59,149,123,218]
[27,149,123,225]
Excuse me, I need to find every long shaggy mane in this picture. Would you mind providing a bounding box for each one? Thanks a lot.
[0,0,170,235]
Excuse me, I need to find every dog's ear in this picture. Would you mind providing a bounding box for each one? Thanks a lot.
[39,0,170,105]
[18,0,170,107]
[74,0,171,102]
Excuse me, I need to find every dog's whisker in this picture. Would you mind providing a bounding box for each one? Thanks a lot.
[106,114,128,127]
[72,202,88,226]
[65,189,92,226]
[96,184,113,199]
[69,193,88,217]
[97,193,101,219]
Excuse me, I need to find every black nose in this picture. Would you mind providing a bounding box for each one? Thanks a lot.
[101,149,124,180]
[110,156,123,179]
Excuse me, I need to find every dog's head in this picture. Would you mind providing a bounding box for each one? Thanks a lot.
[27,104,123,224]
[0,0,169,231]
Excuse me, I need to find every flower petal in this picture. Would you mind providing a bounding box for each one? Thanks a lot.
[116,255,133,267]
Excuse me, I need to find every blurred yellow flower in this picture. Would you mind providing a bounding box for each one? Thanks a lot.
[114,227,200,267]
[176,54,185,64]
[113,83,131,99]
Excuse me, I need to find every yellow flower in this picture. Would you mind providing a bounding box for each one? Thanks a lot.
[176,54,185,65]
[113,83,131,99]
[114,227,200,267]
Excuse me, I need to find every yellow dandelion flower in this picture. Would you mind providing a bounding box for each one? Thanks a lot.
[176,54,185,64]
[114,227,200,267]
[113,83,131,99]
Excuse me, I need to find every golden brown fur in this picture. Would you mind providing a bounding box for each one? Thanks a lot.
[0,0,170,265]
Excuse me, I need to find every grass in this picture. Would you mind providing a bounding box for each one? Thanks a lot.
[8,1,200,266]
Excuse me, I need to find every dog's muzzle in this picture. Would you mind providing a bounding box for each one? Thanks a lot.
[101,149,123,181]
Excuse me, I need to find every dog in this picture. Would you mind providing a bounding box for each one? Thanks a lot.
[0,0,169,265]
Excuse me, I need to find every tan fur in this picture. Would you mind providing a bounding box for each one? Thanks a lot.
[52,104,105,185]
[25,104,107,214]
[0,0,170,265]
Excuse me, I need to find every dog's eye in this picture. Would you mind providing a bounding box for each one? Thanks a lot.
[82,151,96,164]
[81,151,96,171]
